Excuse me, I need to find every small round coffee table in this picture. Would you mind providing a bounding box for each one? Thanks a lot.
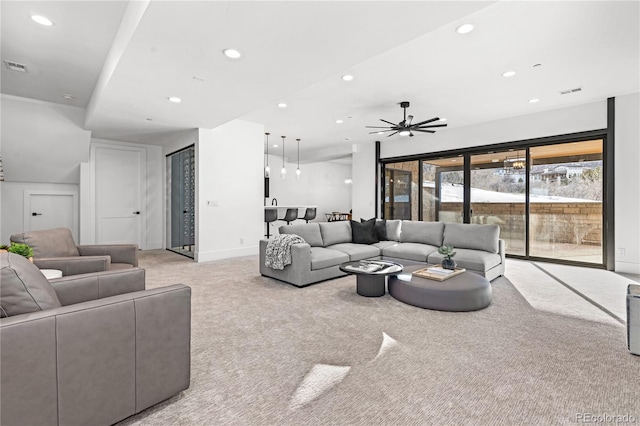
[388,264,491,311]
[339,260,403,297]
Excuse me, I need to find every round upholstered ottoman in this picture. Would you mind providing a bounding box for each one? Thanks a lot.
[388,265,491,312]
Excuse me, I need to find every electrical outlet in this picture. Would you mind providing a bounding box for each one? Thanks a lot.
[206,200,219,207]
[618,248,626,257]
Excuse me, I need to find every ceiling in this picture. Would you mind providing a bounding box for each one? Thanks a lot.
[2,1,638,162]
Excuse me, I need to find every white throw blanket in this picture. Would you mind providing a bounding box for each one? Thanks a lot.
[265,234,306,270]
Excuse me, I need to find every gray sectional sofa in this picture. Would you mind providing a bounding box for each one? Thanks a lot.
[259,220,505,287]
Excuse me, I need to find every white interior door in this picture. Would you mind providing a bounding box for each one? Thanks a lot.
[94,145,145,246]
[23,191,79,240]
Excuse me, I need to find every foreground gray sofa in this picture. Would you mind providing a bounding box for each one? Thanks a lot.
[260,220,505,287]
[0,253,191,426]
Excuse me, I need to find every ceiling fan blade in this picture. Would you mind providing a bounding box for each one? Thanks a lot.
[369,129,397,134]
[414,124,448,129]
[406,115,413,125]
[409,131,414,137]
[386,131,399,137]
[412,117,439,126]
[380,119,398,126]
[365,126,394,129]
[413,129,436,133]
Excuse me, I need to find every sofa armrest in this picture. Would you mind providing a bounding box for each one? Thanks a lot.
[259,240,313,285]
[77,244,138,267]
[34,256,110,276]
[498,239,506,264]
[0,284,190,426]
[629,284,640,298]
[49,268,146,306]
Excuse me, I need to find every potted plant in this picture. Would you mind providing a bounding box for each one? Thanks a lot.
[0,244,9,253]
[7,243,34,262]
[438,244,457,270]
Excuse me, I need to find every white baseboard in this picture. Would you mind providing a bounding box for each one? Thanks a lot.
[195,245,259,263]
[145,240,164,250]
[615,261,640,275]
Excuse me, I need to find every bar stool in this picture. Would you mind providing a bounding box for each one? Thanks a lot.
[265,209,278,238]
[280,208,298,225]
[301,207,316,223]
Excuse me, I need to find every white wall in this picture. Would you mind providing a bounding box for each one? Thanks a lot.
[614,93,640,273]
[1,95,91,184]
[197,120,264,262]
[266,154,352,226]
[353,98,639,272]
[381,100,607,159]
[351,142,377,220]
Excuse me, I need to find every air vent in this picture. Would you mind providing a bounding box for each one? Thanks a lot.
[560,87,582,95]
[3,60,28,73]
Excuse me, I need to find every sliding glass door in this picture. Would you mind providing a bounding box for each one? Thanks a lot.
[529,140,603,264]
[381,136,607,267]
[470,150,526,256]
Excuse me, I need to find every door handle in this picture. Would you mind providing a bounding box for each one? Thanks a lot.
[32,212,43,216]
[133,211,141,215]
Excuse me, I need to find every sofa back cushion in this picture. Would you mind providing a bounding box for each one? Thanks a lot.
[351,220,379,244]
[400,221,444,246]
[319,222,352,247]
[279,223,324,247]
[385,220,402,242]
[0,253,62,317]
[444,223,500,253]
[10,227,79,258]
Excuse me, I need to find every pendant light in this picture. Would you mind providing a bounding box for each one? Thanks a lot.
[296,138,301,180]
[264,133,270,178]
[280,136,287,179]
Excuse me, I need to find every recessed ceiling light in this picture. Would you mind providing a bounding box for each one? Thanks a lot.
[277,103,287,108]
[456,23,474,34]
[168,97,182,103]
[343,138,351,141]
[31,15,54,26]
[399,130,411,136]
[502,71,516,78]
[273,144,278,148]
[222,48,241,59]
[533,63,542,68]
[341,74,354,81]
[528,98,540,103]
[62,94,75,100]
[146,118,153,121]
[336,120,343,124]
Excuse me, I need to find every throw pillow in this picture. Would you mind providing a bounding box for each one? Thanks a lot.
[351,220,378,244]
[361,218,387,241]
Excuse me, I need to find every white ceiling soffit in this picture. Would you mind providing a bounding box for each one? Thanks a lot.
[0,1,128,107]
[83,1,495,141]
[242,1,640,155]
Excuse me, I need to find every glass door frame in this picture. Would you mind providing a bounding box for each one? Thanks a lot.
[379,128,612,270]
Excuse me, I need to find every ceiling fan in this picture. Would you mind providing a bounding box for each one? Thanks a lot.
[366,101,447,137]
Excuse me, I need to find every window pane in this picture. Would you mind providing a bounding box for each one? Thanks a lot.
[529,140,603,264]
[384,161,419,220]
[422,157,463,223]
[470,150,526,256]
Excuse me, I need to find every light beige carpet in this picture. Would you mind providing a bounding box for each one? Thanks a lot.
[118,250,639,426]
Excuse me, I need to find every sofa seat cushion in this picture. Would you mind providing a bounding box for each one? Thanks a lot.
[279,223,324,247]
[319,222,352,247]
[109,263,134,271]
[382,243,438,262]
[372,241,398,250]
[1,253,62,317]
[310,247,349,271]
[428,248,501,272]
[326,243,380,261]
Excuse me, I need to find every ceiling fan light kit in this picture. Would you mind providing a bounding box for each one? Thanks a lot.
[365,101,447,138]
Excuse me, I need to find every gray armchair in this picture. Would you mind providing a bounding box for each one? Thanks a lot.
[10,227,138,276]
[1,253,191,426]
[629,284,640,356]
